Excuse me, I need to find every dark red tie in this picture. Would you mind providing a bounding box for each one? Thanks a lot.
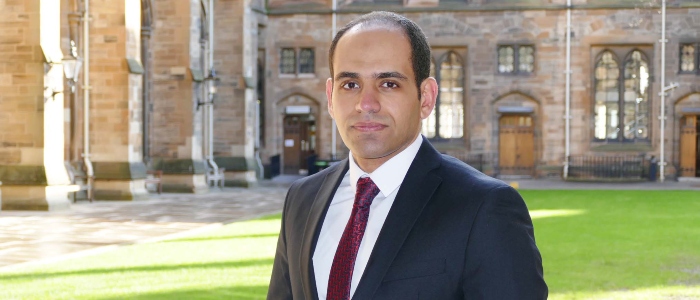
[327,177,380,300]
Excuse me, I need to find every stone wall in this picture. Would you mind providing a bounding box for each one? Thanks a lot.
[263,4,700,178]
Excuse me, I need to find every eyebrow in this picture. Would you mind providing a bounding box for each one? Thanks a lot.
[334,71,409,81]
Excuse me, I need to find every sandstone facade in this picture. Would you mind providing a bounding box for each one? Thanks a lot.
[1,0,699,210]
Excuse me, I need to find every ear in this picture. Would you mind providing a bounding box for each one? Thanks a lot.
[326,78,334,118]
[419,77,438,119]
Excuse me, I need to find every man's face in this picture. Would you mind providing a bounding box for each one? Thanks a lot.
[327,26,436,173]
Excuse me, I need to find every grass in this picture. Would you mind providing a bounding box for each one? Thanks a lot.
[0,190,699,299]
[522,190,700,299]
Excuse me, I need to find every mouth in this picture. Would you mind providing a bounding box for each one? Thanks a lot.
[352,122,388,132]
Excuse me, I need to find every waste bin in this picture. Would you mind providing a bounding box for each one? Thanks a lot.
[307,153,319,175]
[648,156,658,182]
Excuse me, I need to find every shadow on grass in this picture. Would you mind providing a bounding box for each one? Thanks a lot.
[161,233,280,243]
[0,258,274,282]
[93,284,269,300]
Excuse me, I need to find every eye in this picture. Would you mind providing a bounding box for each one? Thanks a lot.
[381,81,399,88]
[341,81,360,89]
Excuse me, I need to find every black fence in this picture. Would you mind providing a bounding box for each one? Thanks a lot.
[568,155,648,180]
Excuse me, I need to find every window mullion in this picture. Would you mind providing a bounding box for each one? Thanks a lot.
[697,43,700,75]
[514,45,520,74]
[618,64,625,142]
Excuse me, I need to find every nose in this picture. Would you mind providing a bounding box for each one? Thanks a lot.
[356,86,380,114]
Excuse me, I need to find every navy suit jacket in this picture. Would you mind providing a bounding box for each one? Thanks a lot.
[268,138,547,299]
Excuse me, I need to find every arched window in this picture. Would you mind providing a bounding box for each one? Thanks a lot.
[421,52,464,139]
[623,50,649,140]
[594,51,620,140]
[593,49,650,142]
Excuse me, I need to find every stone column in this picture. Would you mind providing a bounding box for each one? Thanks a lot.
[213,1,259,187]
[0,0,73,210]
[148,0,208,193]
[89,0,149,200]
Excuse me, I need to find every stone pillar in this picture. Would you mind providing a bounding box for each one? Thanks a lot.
[0,0,73,210]
[148,0,208,193]
[213,1,259,187]
[89,0,149,200]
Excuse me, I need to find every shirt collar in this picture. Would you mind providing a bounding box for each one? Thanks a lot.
[348,134,423,197]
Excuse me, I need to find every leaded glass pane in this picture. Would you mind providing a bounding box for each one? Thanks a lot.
[623,50,649,140]
[498,46,514,73]
[518,46,535,73]
[594,51,620,140]
[438,53,464,138]
[280,48,296,74]
[680,44,696,72]
[298,48,314,74]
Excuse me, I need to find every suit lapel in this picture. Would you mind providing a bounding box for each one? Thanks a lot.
[352,139,443,299]
[299,159,349,300]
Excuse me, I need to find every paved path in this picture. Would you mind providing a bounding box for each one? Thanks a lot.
[0,180,294,270]
[0,175,697,270]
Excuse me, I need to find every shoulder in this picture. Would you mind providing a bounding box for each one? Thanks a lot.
[436,154,510,194]
[285,159,347,204]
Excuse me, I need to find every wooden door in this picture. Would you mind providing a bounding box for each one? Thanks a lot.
[499,115,535,176]
[283,116,316,175]
[283,116,301,174]
[679,115,698,177]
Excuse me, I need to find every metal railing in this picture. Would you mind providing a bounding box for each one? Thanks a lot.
[567,155,647,180]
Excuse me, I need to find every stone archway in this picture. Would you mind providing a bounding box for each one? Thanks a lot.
[673,93,700,178]
[275,94,321,175]
[492,92,541,177]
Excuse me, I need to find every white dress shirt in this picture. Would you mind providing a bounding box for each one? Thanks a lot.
[313,134,423,299]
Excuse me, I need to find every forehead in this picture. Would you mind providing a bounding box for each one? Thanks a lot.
[333,26,412,72]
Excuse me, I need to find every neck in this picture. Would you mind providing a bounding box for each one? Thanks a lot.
[352,133,420,174]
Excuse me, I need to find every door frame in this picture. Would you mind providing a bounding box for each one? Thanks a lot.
[679,114,699,178]
[497,113,536,177]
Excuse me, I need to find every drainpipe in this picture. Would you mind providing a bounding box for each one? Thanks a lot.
[563,0,572,179]
[331,0,337,160]
[206,0,220,174]
[659,0,667,182]
[82,0,94,185]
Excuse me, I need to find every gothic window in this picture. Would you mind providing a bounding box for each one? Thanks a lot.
[680,43,698,74]
[498,45,534,74]
[280,48,296,74]
[593,49,650,142]
[421,52,464,139]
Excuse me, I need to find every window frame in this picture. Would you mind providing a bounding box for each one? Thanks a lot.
[298,48,315,75]
[279,48,297,76]
[497,44,536,75]
[590,45,653,144]
[678,42,699,75]
[278,47,316,77]
[422,49,467,141]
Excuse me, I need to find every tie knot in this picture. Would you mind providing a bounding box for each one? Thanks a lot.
[355,177,380,208]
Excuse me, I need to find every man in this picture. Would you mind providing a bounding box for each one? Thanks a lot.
[268,11,547,300]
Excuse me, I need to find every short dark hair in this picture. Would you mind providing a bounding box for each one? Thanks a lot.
[328,11,431,99]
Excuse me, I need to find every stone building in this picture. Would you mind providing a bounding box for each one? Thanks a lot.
[0,0,699,210]
[261,0,700,182]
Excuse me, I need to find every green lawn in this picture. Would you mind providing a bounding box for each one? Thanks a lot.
[0,190,699,299]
